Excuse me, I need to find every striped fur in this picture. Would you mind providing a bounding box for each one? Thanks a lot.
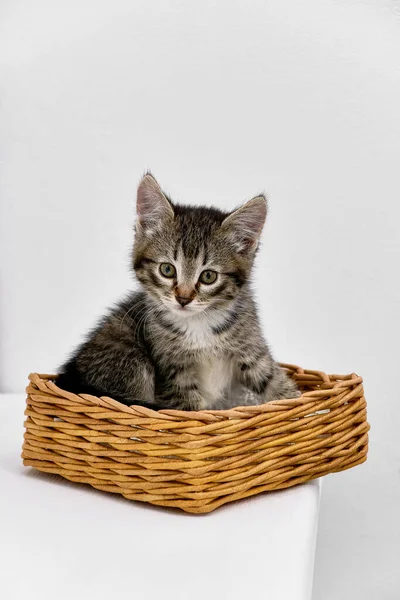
[57,174,298,409]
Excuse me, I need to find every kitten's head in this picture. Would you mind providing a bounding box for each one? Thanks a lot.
[133,174,267,317]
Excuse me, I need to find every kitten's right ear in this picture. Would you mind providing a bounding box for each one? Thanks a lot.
[136,174,174,235]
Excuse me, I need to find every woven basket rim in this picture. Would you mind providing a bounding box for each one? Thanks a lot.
[26,364,363,422]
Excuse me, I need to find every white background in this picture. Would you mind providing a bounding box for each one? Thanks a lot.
[1,1,399,598]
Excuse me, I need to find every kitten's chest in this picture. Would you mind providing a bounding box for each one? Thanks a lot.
[178,317,235,402]
[196,354,234,404]
[180,318,216,349]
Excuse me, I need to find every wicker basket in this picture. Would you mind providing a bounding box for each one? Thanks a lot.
[22,364,369,514]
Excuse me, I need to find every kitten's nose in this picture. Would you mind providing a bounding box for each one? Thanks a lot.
[176,296,193,307]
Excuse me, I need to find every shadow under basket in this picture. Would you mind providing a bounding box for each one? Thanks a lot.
[22,365,369,514]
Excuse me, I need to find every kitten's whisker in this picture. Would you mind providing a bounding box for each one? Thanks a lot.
[118,297,148,333]
[119,305,136,333]
[130,303,154,338]
[119,297,156,334]
[130,300,164,340]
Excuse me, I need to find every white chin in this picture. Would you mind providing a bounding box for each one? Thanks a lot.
[170,305,198,317]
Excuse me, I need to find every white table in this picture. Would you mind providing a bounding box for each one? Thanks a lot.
[0,394,321,600]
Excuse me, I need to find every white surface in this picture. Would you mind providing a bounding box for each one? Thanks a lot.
[1,2,400,598]
[0,394,321,600]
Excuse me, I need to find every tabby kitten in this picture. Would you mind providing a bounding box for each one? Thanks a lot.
[57,174,298,410]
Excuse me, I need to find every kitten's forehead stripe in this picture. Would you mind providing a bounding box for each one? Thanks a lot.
[202,246,209,266]
[172,203,228,261]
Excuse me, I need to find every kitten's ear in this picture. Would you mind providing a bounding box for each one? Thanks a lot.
[221,195,267,253]
[136,174,174,235]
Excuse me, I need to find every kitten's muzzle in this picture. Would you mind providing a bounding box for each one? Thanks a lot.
[176,296,193,307]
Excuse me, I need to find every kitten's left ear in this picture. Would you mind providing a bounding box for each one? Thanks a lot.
[221,195,267,253]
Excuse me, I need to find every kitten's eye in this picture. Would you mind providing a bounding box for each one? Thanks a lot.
[159,263,176,278]
[199,270,218,285]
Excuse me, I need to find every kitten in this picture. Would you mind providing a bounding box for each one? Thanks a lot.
[57,174,298,410]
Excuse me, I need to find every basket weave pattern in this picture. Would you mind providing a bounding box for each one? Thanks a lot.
[22,365,369,514]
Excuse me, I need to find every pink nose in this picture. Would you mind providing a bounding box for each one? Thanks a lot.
[176,296,193,307]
